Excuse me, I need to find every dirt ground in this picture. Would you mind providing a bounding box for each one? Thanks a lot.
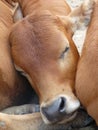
[66,0,87,55]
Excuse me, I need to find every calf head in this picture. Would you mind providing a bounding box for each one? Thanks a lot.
[9,0,94,124]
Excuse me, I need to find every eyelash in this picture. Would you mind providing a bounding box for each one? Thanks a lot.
[59,47,69,59]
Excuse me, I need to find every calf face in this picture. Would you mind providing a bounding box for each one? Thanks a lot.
[9,0,94,124]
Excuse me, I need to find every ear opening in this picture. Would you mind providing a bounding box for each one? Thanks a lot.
[13,3,23,22]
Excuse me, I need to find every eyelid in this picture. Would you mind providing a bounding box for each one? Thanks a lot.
[63,47,69,53]
[59,46,70,59]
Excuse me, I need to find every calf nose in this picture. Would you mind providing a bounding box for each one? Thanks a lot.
[41,97,66,122]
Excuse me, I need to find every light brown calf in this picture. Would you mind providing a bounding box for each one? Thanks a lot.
[8,0,94,124]
[0,109,94,130]
[76,0,98,125]
[0,0,33,110]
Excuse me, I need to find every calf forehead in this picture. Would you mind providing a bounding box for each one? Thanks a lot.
[11,15,70,59]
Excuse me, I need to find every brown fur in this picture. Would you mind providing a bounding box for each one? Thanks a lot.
[8,0,94,124]
[75,0,98,125]
[0,0,33,110]
[6,0,71,16]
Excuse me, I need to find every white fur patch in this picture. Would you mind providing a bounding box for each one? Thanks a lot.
[64,95,80,114]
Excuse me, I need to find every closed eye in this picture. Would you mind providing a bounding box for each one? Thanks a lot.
[59,46,70,59]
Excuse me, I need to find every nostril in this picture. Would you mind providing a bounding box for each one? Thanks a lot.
[59,97,66,113]
[41,97,67,122]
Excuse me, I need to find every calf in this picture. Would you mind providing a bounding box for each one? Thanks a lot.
[76,0,98,125]
[8,0,94,124]
[0,0,33,110]
[0,107,94,130]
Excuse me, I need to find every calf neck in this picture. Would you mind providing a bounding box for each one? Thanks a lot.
[75,0,98,125]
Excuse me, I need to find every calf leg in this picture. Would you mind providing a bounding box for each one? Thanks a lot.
[0,107,96,130]
[1,104,40,115]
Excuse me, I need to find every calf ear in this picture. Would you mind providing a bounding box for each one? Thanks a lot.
[58,0,95,33]
[10,2,23,22]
